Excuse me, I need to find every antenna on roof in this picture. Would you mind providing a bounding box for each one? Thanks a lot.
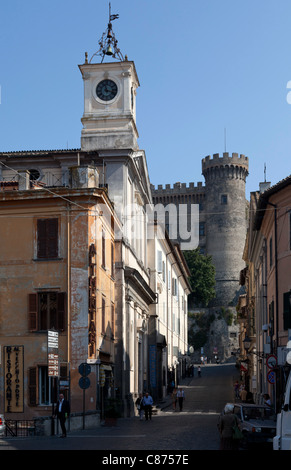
[264,163,266,182]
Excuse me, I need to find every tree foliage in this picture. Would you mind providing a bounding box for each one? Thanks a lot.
[184,248,216,307]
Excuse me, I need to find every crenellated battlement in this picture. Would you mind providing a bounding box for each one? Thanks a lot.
[151,181,205,194]
[202,152,249,172]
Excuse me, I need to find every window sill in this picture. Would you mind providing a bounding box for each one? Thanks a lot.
[33,258,63,262]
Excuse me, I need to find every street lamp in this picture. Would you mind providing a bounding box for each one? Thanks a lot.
[243,335,251,352]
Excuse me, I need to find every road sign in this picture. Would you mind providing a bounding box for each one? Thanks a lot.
[48,330,59,349]
[78,363,91,377]
[48,331,59,376]
[266,354,277,369]
[267,369,276,385]
[48,353,59,376]
[79,376,90,389]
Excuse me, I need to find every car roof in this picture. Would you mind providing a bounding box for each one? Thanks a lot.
[225,403,269,409]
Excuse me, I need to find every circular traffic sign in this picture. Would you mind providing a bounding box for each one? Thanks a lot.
[267,370,276,385]
[79,376,90,389]
[78,363,91,377]
[266,354,277,369]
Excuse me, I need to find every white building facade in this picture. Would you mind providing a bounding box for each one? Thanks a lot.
[0,43,190,416]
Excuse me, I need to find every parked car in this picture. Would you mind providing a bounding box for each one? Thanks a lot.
[0,414,5,436]
[273,370,291,450]
[232,403,276,447]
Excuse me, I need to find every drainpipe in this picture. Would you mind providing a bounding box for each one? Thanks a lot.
[267,202,278,353]
[67,202,72,367]
[267,201,278,412]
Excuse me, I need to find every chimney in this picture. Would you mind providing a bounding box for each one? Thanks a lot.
[259,181,271,193]
[70,166,99,189]
[18,170,30,190]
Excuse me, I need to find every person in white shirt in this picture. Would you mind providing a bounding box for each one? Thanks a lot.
[54,393,70,437]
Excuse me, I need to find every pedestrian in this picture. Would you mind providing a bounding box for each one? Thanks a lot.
[198,366,201,377]
[234,380,240,399]
[263,393,273,415]
[143,392,153,421]
[177,388,185,411]
[171,387,177,411]
[170,380,175,392]
[54,392,70,438]
[246,391,254,403]
[218,404,240,450]
[263,393,271,407]
[135,393,144,420]
[240,386,247,402]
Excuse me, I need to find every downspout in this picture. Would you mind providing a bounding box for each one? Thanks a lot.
[267,201,278,412]
[67,202,71,368]
[267,202,278,354]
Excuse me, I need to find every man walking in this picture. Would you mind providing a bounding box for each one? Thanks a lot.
[177,388,185,411]
[143,392,153,421]
[54,393,70,437]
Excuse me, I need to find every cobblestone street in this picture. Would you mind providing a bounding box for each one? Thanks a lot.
[0,363,239,452]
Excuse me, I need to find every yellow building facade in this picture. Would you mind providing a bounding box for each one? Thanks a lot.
[0,167,118,423]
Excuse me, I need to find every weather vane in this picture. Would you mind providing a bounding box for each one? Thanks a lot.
[89,2,124,63]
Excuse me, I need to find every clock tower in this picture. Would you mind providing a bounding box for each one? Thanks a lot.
[79,11,139,151]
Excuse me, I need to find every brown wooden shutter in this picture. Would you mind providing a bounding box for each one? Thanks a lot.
[57,292,66,331]
[60,365,67,378]
[28,367,37,406]
[47,218,58,258]
[102,230,106,267]
[283,292,291,330]
[37,218,58,258]
[111,242,115,277]
[111,303,115,338]
[102,297,106,333]
[37,219,47,258]
[28,293,38,331]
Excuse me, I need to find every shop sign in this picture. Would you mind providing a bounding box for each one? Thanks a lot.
[48,330,59,377]
[4,346,24,413]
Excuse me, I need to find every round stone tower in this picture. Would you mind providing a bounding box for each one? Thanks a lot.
[202,152,249,308]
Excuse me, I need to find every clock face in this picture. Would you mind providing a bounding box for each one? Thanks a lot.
[96,79,118,102]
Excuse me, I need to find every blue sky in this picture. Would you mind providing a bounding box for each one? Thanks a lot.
[0,0,291,197]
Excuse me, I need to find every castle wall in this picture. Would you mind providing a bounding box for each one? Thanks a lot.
[202,153,249,307]
[151,152,249,360]
[151,153,248,302]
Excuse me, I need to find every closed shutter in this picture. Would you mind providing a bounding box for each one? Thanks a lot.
[47,218,58,258]
[28,293,38,331]
[102,297,106,333]
[102,230,106,267]
[157,250,163,273]
[60,365,67,378]
[37,218,58,259]
[37,219,47,258]
[28,367,37,406]
[283,292,291,330]
[111,242,115,277]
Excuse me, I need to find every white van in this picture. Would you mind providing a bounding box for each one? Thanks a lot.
[273,371,291,450]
